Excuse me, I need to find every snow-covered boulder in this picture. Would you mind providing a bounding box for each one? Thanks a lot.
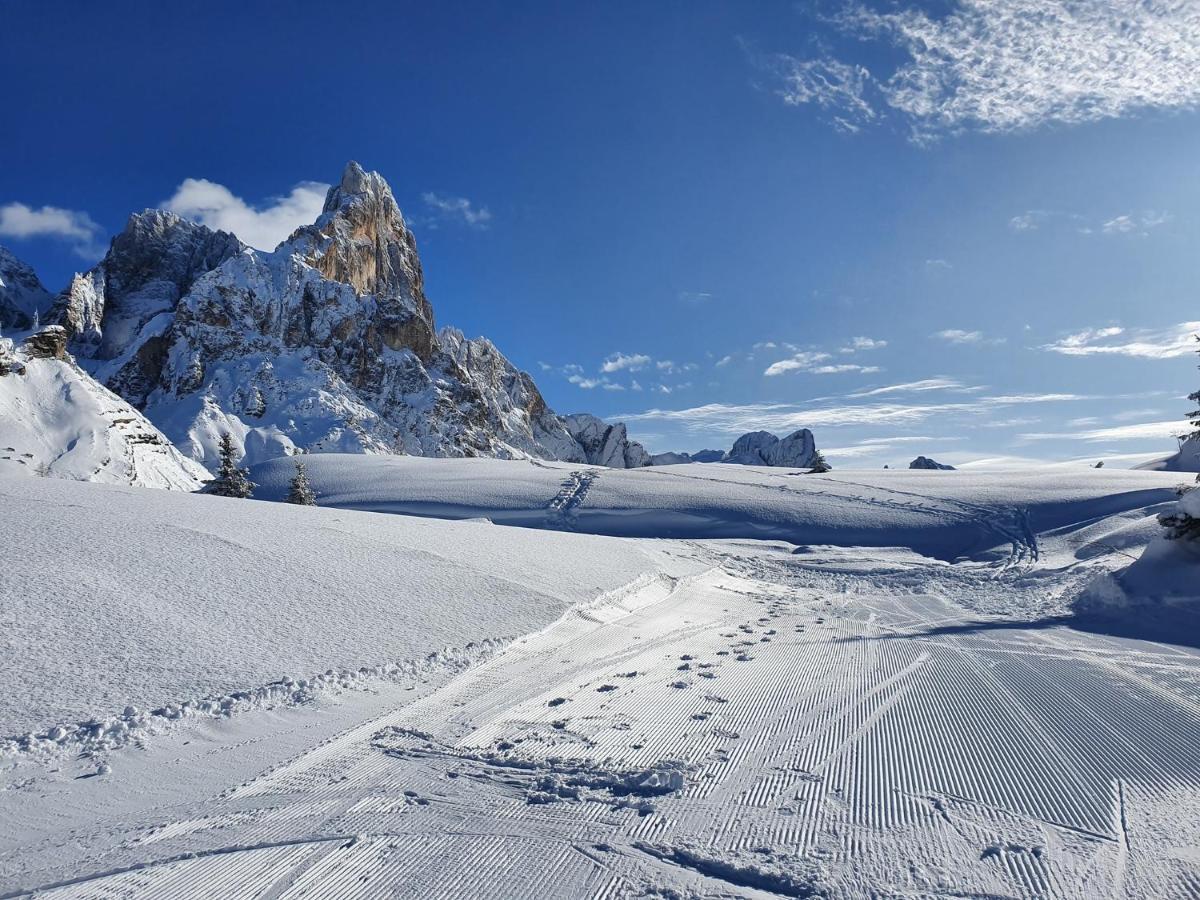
[0,245,53,330]
[909,456,955,470]
[563,413,651,468]
[724,429,817,467]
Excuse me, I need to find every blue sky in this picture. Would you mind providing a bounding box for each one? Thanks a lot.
[3,1,1200,466]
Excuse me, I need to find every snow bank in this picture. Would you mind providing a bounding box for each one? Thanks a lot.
[0,475,695,738]
[250,454,1180,561]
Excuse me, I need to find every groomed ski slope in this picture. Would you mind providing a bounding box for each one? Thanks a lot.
[2,461,1198,899]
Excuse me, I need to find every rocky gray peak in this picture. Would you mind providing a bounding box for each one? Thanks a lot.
[0,245,53,331]
[689,449,726,463]
[53,210,243,358]
[563,413,652,468]
[725,429,817,467]
[909,456,955,470]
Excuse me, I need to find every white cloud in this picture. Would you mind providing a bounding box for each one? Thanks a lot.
[1009,210,1052,232]
[678,290,713,303]
[0,202,105,258]
[924,258,952,270]
[601,352,651,373]
[763,351,832,376]
[568,374,606,389]
[1009,208,1169,236]
[841,336,887,353]
[421,192,492,229]
[715,355,734,367]
[765,1,1200,142]
[932,329,1005,346]
[163,178,329,251]
[1041,321,1200,358]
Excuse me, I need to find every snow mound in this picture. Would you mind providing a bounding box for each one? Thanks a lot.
[1136,434,1200,472]
[0,474,695,737]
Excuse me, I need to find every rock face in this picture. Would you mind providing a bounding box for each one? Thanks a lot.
[563,414,651,468]
[24,325,68,359]
[909,456,955,471]
[0,246,53,331]
[45,163,638,472]
[689,449,726,463]
[724,429,818,467]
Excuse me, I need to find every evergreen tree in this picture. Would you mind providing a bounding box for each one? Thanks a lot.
[1186,335,1200,437]
[807,451,831,474]
[286,459,317,506]
[205,433,255,498]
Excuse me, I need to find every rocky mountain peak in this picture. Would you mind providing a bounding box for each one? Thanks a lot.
[291,161,427,309]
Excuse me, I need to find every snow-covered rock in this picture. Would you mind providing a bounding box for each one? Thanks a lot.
[909,456,956,470]
[0,245,53,331]
[0,330,208,489]
[1136,433,1200,473]
[563,414,651,468]
[724,429,817,467]
[42,162,637,472]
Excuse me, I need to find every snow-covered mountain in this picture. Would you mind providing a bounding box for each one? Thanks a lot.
[0,326,207,489]
[0,246,54,331]
[46,162,652,472]
[723,429,818,467]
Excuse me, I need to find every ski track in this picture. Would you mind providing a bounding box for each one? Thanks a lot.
[4,553,1200,898]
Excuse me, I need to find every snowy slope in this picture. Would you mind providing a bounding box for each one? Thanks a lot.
[251,454,1180,561]
[0,334,206,489]
[0,475,695,734]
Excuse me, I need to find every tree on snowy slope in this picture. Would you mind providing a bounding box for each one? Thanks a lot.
[807,451,831,474]
[1160,337,1200,540]
[286,460,317,506]
[204,433,255,498]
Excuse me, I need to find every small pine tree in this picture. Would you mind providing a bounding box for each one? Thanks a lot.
[205,433,255,498]
[807,451,831,474]
[1187,335,1200,437]
[286,460,317,506]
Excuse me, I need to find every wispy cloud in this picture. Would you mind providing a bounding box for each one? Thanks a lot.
[421,192,492,229]
[677,290,713,303]
[932,329,1005,346]
[1041,321,1200,359]
[848,377,976,397]
[0,202,106,258]
[601,352,651,373]
[621,391,1104,436]
[1009,208,1170,236]
[163,178,329,250]
[758,1,1200,142]
[1019,420,1187,442]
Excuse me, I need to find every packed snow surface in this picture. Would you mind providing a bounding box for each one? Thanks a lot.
[3,461,1198,899]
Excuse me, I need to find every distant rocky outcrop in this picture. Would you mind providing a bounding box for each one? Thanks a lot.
[563,414,651,468]
[647,430,821,468]
[724,430,818,467]
[909,456,955,470]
